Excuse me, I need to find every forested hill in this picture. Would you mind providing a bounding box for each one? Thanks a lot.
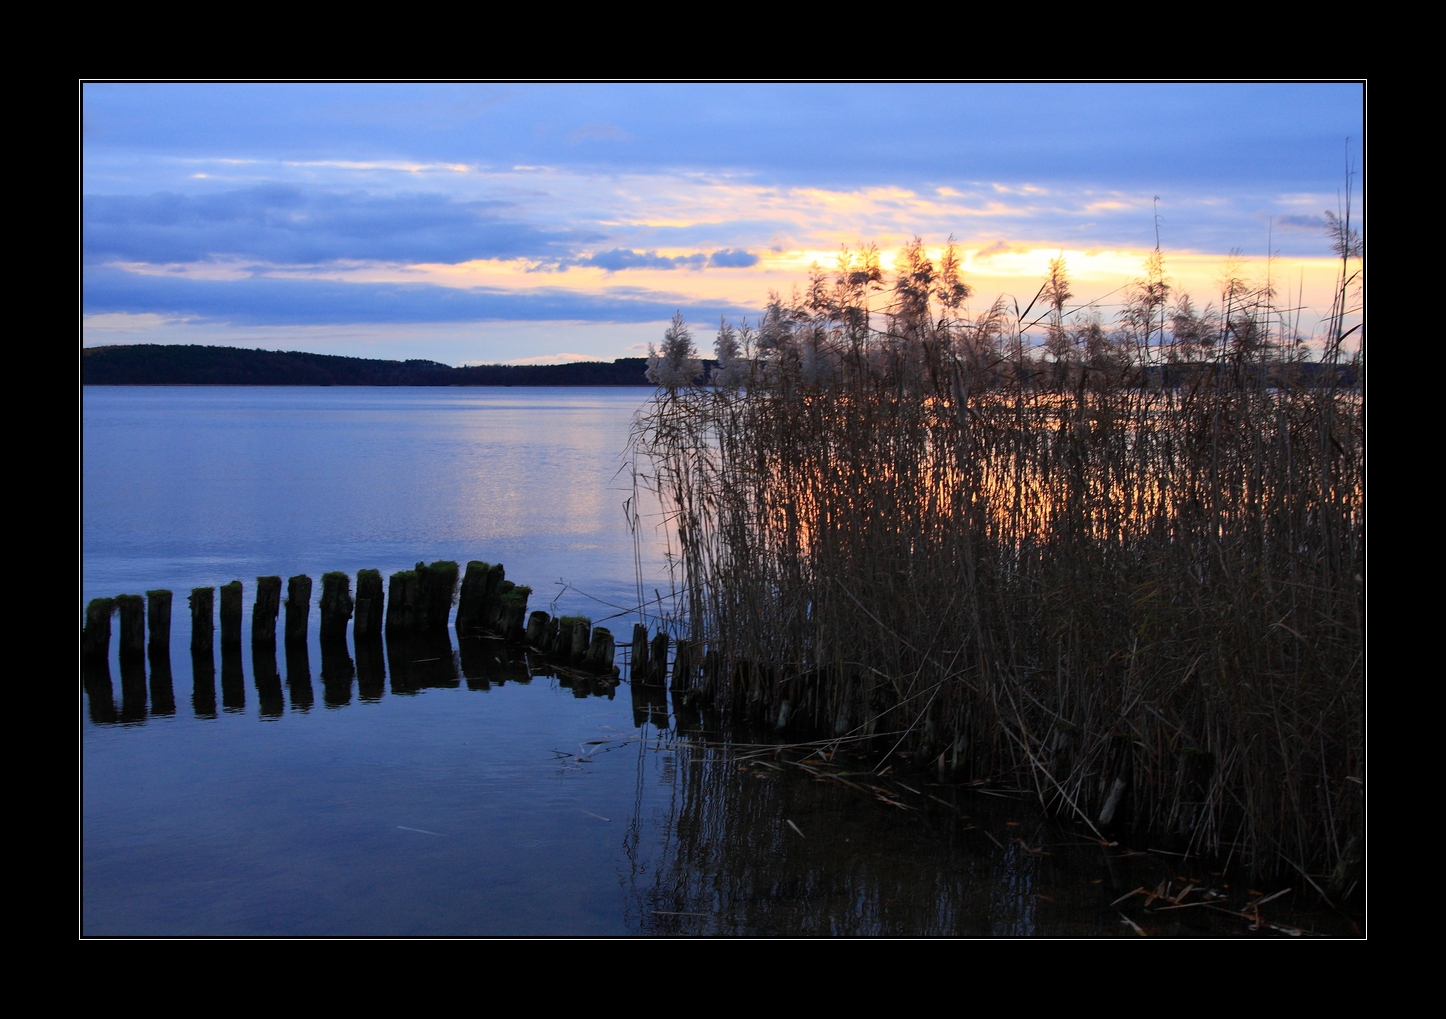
[81,345,701,386]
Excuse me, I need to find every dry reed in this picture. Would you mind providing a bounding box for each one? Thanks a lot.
[630,220,1363,878]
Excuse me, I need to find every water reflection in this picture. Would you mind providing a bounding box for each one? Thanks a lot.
[253,645,284,718]
[285,643,313,712]
[148,647,175,716]
[191,650,216,719]
[320,641,355,708]
[83,660,115,725]
[119,654,148,723]
[220,646,246,713]
[355,637,385,702]
[388,633,460,694]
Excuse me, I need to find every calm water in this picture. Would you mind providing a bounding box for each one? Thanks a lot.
[82,387,1345,936]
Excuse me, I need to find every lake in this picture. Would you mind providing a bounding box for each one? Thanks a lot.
[82,387,1343,936]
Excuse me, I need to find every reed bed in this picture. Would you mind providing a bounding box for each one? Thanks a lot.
[630,226,1363,878]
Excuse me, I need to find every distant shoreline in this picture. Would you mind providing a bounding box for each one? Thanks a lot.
[82,345,711,387]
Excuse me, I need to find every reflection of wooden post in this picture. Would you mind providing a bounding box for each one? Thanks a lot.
[82,598,116,662]
[285,575,312,644]
[116,594,145,659]
[219,580,243,648]
[354,570,383,640]
[189,588,214,654]
[253,577,281,645]
[147,590,172,653]
[319,572,354,642]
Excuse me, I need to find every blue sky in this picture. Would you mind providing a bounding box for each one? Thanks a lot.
[82,83,1364,364]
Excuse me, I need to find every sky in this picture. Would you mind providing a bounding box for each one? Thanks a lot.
[82,83,1365,365]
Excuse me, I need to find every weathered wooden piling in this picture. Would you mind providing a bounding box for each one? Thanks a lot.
[354,569,384,640]
[415,560,459,631]
[559,616,590,661]
[455,560,499,635]
[498,584,531,642]
[146,590,172,653]
[82,597,116,662]
[319,572,354,643]
[647,631,670,686]
[631,623,649,679]
[189,588,214,655]
[671,640,693,691]
[253,576,281,645]
[583,627,617,675]
[115,594,145,659]
[284,575,312,644]
[525,610,551,647]
[385,569,418,634]
[219,580,243,648]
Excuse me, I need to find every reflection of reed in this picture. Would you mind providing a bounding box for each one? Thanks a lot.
[623,736,1056,936]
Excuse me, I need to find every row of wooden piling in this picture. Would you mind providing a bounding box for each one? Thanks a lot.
[80,560,651,680]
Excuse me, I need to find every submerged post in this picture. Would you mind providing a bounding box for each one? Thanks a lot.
[285,575,312,644]
[82,597,116,663]
[319,572,354,643]
[253,576,282,645]
[189,588,214,655]
[219,580,243,648]
[115,594,145,659]
[146,590,172,653]
[354,569,384,641]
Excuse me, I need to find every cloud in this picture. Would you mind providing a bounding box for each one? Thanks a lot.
[82,185,594,266]
[497,352,598,365]
[83,264,758,325]
[708,248,760,268]
[1275,213,1326,232]
[582,248,709,271]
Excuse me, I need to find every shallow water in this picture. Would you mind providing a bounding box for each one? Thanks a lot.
[82,387,1353,936]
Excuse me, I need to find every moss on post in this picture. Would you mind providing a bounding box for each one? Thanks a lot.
[82,597,116,662]
[146,590,172,653]
[253,576,281,645]
[189,588,214,655]
[115,594,145,659]
[354,569,384,640]
[219,580,243,648]
[319,572,354,643]
[385,570,418,635]
[284,575,312,644]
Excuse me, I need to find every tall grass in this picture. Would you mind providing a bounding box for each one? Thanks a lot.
[631,223,1363,876]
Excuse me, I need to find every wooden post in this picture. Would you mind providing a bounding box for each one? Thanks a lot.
[285,575,312,644]
[500,585,531,641]
[631,623,649,679]
[415,560,458,631]
[671,640,692,691]
[189,588,214,655]
[525,610,551,647]
[115,594,145,659]
[146,590,172,653]
[82,597,115,662]
[319,572,354,643]
[455,560,497,636]
[584,627,617,674]
[354,569,383,640]
[219,580,243,648]
[385,569,417,635]
[253,576,281,645]
[567,618,590,661]
[648,631,670,686]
